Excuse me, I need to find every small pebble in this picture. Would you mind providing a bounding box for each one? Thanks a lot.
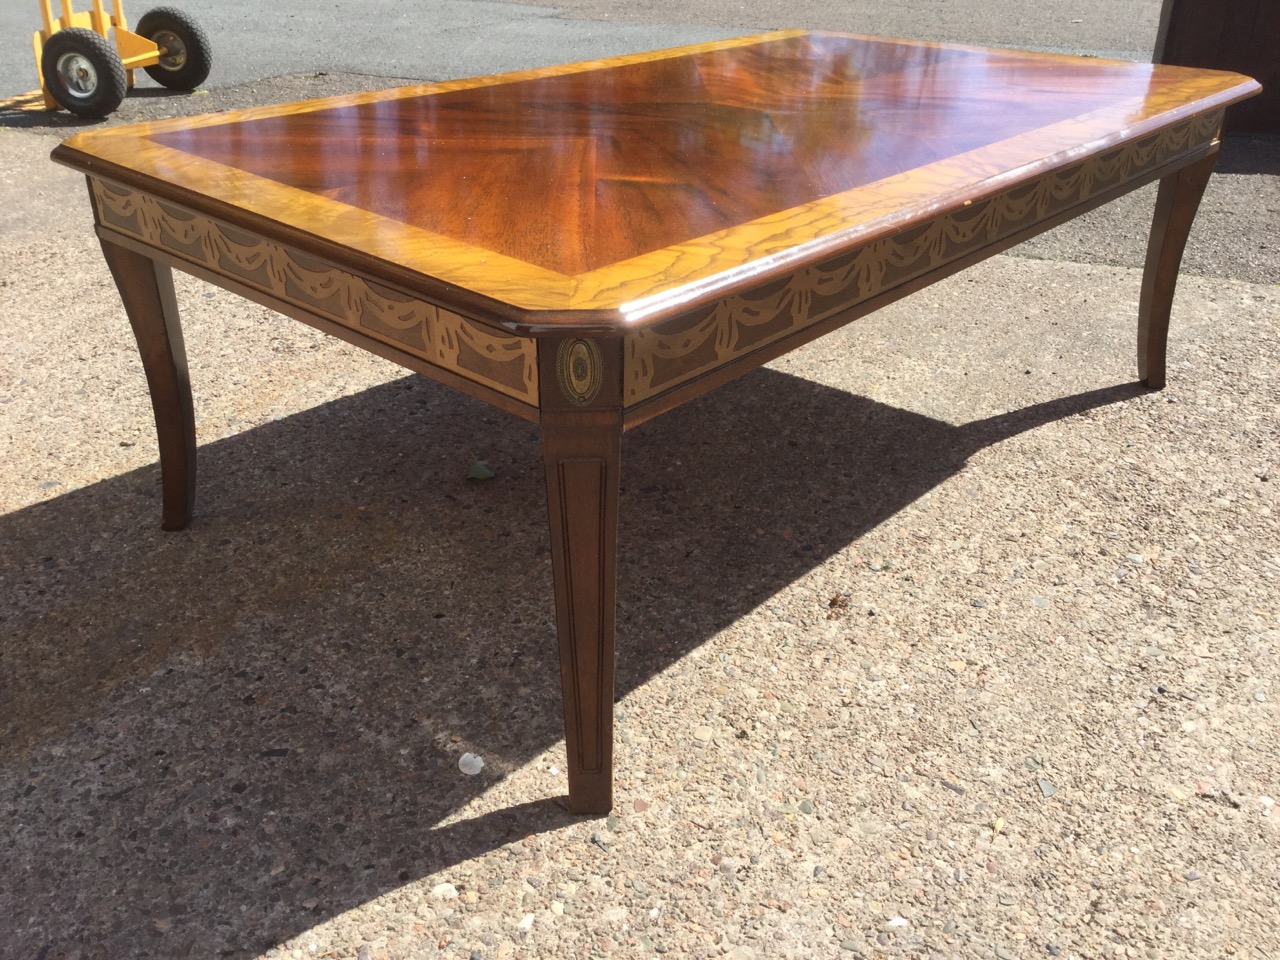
[1184,870,1201,881]
[458,753,484,776]
[799,799,815,814]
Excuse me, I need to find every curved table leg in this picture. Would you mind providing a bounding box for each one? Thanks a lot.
[100,238,196,531]
[1138,150,1219,389]
[540,337,623,815]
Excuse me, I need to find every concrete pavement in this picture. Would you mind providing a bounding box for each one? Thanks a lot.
[1,3,1276,959]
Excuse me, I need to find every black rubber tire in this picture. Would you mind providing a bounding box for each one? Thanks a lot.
[136,7,213,90]
[40,27,128,118]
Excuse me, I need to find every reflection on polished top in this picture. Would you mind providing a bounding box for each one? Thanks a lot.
[149,35,1155,275]
[54,31,1258,321]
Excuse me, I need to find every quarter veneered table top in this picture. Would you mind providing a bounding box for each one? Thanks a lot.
[55,31,1258,327]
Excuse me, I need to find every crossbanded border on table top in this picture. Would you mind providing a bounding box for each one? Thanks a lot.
[90,179,540,407]
[623,109,1224,407]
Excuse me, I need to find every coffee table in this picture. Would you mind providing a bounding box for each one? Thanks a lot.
[52,31,1258,814]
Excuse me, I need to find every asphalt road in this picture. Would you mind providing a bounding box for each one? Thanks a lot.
[2,0,1165,98]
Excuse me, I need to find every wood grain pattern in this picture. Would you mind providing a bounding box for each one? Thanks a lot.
[539,337,624,814]
[90,178,539,406]
[98,236,196,531]
[143,37,1172,276]
[52,32,1259,329]
[1138,150,1219,389]
[59,32,1260,817]
[623,110,1223,405]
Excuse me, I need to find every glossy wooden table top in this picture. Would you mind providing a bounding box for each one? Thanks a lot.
[55,31,1258,329]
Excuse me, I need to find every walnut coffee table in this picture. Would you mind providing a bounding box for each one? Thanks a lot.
[53,32,1258,813]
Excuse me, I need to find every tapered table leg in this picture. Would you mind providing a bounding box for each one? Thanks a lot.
[100,237,196,530]
[540,337,623,815]
[1138,150,1219,389]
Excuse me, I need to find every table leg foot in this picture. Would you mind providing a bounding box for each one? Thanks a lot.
[1137,150,1219,390]
[540,339,623,815]
[100,238,196,531]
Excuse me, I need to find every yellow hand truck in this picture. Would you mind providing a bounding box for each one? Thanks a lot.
[34,1,212,118]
